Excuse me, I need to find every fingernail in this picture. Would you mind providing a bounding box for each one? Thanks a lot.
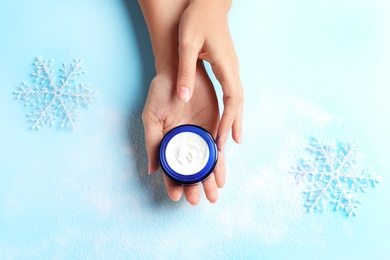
[148,163,152,175]
[178,87,190,102]
[237,134,242,144]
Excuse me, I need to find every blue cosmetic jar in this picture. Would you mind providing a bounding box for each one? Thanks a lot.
[158,125,218,185]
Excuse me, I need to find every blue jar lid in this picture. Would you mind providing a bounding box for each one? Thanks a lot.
[158,125,218,185]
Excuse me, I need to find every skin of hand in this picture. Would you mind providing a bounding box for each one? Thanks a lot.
[138,0,226,204]
[176,0,243,153]
[142,62,226,205]
[138,0,241,204]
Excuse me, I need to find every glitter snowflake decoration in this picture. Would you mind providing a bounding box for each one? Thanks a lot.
[290,137,380,216]
[14,56,96,129]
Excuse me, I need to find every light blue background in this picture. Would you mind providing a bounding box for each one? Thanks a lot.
[1,0,390,259]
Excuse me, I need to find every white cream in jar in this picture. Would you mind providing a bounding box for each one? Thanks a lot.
[158,125,218,185]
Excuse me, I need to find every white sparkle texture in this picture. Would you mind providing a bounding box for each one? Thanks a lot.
[290,136,380,216]
[14,56,96,129]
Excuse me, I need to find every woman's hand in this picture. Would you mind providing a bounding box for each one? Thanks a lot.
[142,61,226,205]
[138,0,241,204]
[176,0,243,152]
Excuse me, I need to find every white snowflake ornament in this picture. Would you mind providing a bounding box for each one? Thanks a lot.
[290,136,380,216]
[14,56,96,129]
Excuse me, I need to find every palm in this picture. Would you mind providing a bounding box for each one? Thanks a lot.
[143,63,225,204]
[147,68,218,133]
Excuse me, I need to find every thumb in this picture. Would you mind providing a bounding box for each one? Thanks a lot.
[177,42,199,102]
[142,114,164,174]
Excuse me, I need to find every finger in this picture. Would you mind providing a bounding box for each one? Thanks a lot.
[212,63,243,152]
[177,38,200,102]
[217,96,240,152]
[202,173,218,203]
[183,184,201,206]
[214,151,226,188]
[232,97,243,144]
[163,174,183,202]
[142,111,164,174]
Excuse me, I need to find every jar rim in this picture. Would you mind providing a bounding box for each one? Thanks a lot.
[158,124,218,185]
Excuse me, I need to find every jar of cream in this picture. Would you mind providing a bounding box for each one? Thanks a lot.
[158,125,218,185]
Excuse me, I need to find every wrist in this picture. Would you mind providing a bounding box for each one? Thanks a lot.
[154,55,179,75]
[153,43,179,74]
[190,0,232,12]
